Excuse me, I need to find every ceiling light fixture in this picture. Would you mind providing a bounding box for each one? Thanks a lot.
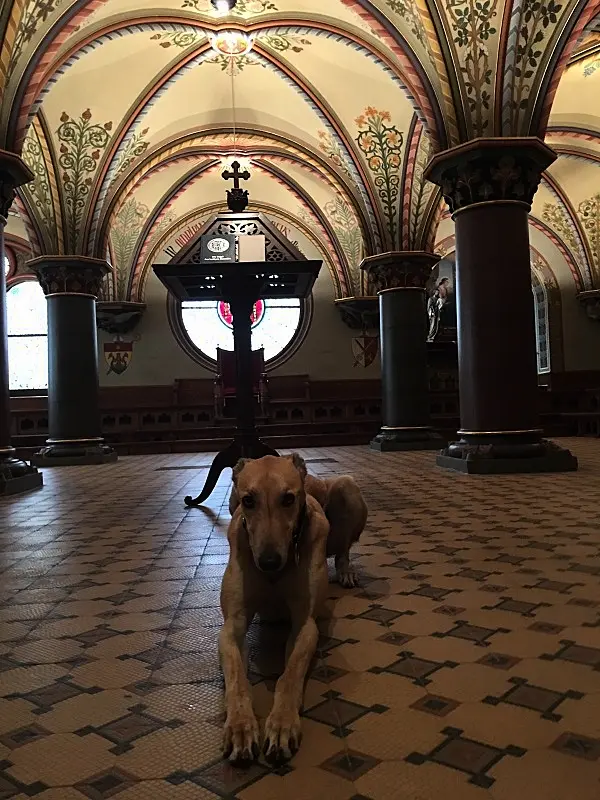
[210,30,255,56]
[211,0,237,14]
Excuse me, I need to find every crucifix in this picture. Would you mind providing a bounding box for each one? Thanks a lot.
[222,161,250,188]
[222,161,251,212]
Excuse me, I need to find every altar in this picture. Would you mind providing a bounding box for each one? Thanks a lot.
[153,162,321,505]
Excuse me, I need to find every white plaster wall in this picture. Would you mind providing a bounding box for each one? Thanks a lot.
[529,225,600,372]
[97,266,380,387]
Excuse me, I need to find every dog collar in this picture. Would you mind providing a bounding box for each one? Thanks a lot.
[292,503,307,566]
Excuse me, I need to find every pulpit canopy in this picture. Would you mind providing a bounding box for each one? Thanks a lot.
[153,211,321,302]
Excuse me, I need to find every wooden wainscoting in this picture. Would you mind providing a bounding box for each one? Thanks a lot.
[10,373,461,456]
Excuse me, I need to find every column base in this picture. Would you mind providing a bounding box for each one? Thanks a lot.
[31,442,118,467]
[437,434,578,474]
[0,456,44,496]
[371,426,445,452]
[0,455,44,496]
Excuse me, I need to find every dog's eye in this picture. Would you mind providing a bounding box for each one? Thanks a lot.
[241,494,255,509]
[282,492,295,507]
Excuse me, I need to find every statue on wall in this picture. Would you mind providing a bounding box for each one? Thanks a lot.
[427,258,456,342]
[427,277,450,341]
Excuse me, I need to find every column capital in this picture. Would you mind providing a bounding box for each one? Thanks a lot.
[27,255,110,298]
[578,290,600,321]
[96,301,147,334]
[424,137,556,217]
[360,251,440,293]
[0,149,34,220]
[334,296,379,330]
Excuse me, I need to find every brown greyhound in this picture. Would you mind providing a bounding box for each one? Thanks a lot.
[220,453,367,764]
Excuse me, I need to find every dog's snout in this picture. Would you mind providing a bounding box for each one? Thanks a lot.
[257,548,282,573]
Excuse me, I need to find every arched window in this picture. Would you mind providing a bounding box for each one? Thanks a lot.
[4,245,15,278]
[532,277,550,374]
[6,281,48,392]
[174,296,310,370]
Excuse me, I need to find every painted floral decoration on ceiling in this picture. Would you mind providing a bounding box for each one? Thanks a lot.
[58,109,113,253]
[355,107,403,245]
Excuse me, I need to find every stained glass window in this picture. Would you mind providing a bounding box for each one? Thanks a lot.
[532,282,550,374]
[6,281,48,391]
[181,298,302,363]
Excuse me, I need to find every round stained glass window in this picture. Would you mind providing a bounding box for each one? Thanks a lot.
[217,299,265,329]
[179,297,304,366]
[4,245,15,277]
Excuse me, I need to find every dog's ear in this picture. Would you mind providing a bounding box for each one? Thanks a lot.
[232,458,250,485]
[286,453,307,481]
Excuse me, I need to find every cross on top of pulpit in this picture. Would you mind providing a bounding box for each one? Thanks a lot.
[222,161,251,212]
[222,161,250,190]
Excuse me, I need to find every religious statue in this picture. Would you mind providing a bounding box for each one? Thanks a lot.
[427,277,450,341]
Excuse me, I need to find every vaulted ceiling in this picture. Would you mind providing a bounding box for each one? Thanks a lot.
[0,0,599,301]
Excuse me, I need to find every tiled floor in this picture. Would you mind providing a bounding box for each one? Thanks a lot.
[1,440,600,799]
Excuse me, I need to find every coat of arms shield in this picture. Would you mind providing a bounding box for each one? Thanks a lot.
[352,335,379,368]
[104,340,133,375]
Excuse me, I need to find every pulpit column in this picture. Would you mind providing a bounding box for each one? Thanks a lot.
[425,137,577,473]
[0,150,43,495]
[362,251,443,451]
[28,256,117,466]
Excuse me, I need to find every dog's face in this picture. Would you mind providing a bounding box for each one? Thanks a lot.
[233,454,307,574]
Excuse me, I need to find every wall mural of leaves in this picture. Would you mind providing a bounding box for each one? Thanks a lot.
[148,211,178,251]
[509,0,563,126]
[110,197,150,299]
[324,195,363,279]
[355,107,403,246]
[113,128,151,179]
[182,0,277,14]
[445,0,498,135]
[205,53,259,75]
[542,202,583,263]
[57,109,113,253]
[150,29,204,49]
[21,123,58,251]
[317,131,352,177]
[258,32,311,53]
[577,194,600,278]
[408,132,435,250]
[383,0,427,48]
[7,0,64,79]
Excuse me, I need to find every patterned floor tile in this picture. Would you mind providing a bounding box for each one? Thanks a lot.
[2,441,600,799]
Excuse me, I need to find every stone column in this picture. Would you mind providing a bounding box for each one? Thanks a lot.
[28,256,117,466]
[362,251,444,451]
[425,137,577,474]
[0,150,43,495]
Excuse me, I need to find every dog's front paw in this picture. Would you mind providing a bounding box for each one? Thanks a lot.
[263,705,302,764]
[337,564,359,588]
[223,703,260,765]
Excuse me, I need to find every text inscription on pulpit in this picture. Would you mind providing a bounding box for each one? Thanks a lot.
[200,234,236,262]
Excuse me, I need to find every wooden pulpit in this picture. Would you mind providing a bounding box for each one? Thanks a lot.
[154,257,321,505]
[154,161,322,505]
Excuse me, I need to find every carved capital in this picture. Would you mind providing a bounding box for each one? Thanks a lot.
[424,137,556,215]
[27,256,110,298]
[96,301,147,334]
[578,290,600,321]
[0,149,34,220]
[361,251,439,293]
[334,296,379,330]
